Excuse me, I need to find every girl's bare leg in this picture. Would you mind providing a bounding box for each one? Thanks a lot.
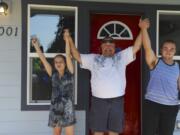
[53,127,62,135]
[65,125,75,135]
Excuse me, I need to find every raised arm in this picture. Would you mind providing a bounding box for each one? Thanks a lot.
[139,18,158,69]
[67,33,82,64]
[64,30,74,74]
[31,37,52,76]
[132,31,142,57]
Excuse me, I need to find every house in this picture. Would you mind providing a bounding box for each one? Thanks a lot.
[0,0,180,135]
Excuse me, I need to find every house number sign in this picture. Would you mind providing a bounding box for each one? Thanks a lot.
[0,25,18,37]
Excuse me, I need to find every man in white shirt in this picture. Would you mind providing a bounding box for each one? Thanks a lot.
[65,19,146,135]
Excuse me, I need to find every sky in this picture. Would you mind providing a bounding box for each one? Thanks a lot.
[30,14,60,52]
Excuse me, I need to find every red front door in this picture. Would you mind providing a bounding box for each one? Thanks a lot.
[90,13,141,135]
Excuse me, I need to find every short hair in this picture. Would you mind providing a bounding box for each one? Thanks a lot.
[101,36,115,44]
[161,39,176,48]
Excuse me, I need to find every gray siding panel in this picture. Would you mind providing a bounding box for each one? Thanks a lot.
[0,111,85,134]
[0,121,51,133]
[0,111,49,121]
[0,98,20,110]
[0,86,20,98]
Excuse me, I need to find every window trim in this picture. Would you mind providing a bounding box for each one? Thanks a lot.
[97,20,133,40]
[156,10,180,59]
[26,4,78,106]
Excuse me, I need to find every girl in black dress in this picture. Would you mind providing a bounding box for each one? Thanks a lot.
[31,30,76,135]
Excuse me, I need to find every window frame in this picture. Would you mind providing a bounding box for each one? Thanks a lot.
[156,10,180,59]
[24,4,78,108]
[97,20,133,40]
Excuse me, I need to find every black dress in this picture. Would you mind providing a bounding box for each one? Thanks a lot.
[48,71,76,127]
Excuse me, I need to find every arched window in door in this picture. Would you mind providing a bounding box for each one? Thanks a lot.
[97,21,133,40]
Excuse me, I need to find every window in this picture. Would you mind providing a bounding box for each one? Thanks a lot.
[25,4,78,107]
[157,10,180,58]
[97,21,133,40]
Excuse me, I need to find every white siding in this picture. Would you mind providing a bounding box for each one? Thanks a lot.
[0,0,85,135]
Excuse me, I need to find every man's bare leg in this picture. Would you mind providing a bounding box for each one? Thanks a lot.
[94,132,104,135]
[109,131,118,135]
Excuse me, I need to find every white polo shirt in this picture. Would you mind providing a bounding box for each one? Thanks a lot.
[80,47,135,98]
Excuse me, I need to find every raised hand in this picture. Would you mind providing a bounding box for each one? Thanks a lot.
[140,18,157,69]
[63,29,70,41]
[31,36,40,47]
[30,36,52,76]
[63,29,74,74]
[139,18,150,30]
